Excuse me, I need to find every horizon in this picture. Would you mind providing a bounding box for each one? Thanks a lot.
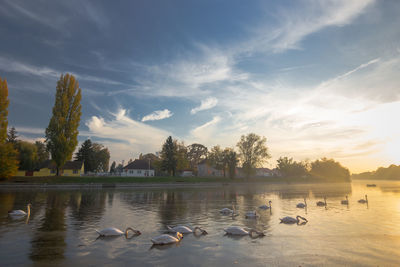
[1,0,400,173]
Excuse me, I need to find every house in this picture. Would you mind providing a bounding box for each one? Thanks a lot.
[122,159,154,177]
[34,160,84,176]
[197,159,224,177]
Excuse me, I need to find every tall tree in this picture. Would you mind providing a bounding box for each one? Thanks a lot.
[0,77,18,178]
[109,161,116,173]
[176,141,190,172]
[45,74,82,176]
[237,133,270,178]
[92,143,110,173]
[6,126,18,145]
[161,136,177,176]
[187,143,208,173]
[223,148,238,179]
[15,141,38,171]
[75,139,94,173]
[208,145,226,176]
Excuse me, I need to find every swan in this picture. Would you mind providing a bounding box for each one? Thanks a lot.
[316,197,327,207]
[245,210,258,219]
[296,198,307,208]
[8,203,31,217]
[166,225,207,235]
[341,196,349,205]
[96,227,141,237]
[151,232,183,245]
[224,226,265,237]
[220,204,236,215]
[259,200,272,210]
[280,215,308,224]
[358,195,368,203]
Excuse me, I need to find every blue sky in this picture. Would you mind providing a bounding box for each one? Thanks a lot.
[1,0,400,172]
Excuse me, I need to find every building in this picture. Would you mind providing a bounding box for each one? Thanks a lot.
[33,160,84,176]
[197,159,224,177]
[122,159,154,177]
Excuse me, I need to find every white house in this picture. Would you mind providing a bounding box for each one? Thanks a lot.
[122,159,155,177]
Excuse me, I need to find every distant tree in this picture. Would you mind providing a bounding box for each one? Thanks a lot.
[128,158,133,164]
[208,145,226,176]
[116,163,123,173]
[45,74,82,176]
[176,141,190,172]
[237,133,270,178]
[161,136,177,176]
[187,143,208,173]
[75,139,94,173]
[310,158,350,181]
[223,148,238,179]
[92,143,110,172]
[0,77,18,178]
[15,141,38,171]
[109,161,116,173]
[35,141,49,167]
[276,157,308,177]
[6,126,18,145]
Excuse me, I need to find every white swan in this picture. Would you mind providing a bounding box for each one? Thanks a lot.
[316,197,327,207]
[96,227,141,237]
[224,226,265,237]
[8,203,31,217]
[341,195,349,205]
[280,215,308,224]
[245,210,258,219]
[358,195,368,204]
[259,200,272,209]
[166,225,207,235]
[151,232,183,245]
[296,198,307,208]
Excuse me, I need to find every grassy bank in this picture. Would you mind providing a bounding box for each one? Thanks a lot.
[1,175,350,184]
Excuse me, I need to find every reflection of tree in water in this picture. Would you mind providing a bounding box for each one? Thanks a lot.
[69,190,107,228]
[30,191,69,262]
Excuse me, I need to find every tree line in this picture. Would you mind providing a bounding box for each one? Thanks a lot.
[352,164,400,180]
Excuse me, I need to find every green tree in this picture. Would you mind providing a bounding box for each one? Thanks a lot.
[237,133,270,178]
[15,141,38,171]
[161,136,177,176]
[310,158,350,181]
[92,143,110,172]
[45,74,82,176]
[187,143,208,173]
[176,141,190,172]
[208,145,226,176]
[0,77,18,178]
[276,156,308,177]
[35,141,49,166]
[223,148,238,179]
[6,126,18,145]
[109,161,116,173]
[75,139,94,173]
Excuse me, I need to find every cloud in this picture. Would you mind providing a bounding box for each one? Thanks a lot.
[141,109,173,122]
[189,116,222,144]
[84,108,171,162]
[191,97,218,114]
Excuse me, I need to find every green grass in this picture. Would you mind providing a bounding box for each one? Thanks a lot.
[1,175,350,184]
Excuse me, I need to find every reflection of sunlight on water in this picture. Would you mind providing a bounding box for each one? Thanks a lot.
[2,181,400,266]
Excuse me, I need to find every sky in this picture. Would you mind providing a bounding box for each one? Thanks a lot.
[1,0,399,173]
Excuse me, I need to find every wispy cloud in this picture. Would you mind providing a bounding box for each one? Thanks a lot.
[142,109,173,122]
[190,97,218,114]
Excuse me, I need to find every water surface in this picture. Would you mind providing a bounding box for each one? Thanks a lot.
[1,181,399,266]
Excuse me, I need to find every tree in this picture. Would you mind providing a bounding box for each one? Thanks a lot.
[237,133,270,178]
[109,161,116,173]
[223,148,238,179]
[35,141,49,166]
[309,158,350,181]
[161,136,177,176]
[0,77,18,178]
[176,141,190,172]
[276,157,308,177]
[6,126,18,145]
[15,141,38,171]
[92,143,110,173]
[45,74,82,176]
[75,139,94,173]
[208,145,226,176]
[187,143,208,173]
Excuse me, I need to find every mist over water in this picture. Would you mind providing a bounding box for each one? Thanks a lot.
[1,181,399,266]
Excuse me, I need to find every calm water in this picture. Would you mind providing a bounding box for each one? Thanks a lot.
[1,181,400,266]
